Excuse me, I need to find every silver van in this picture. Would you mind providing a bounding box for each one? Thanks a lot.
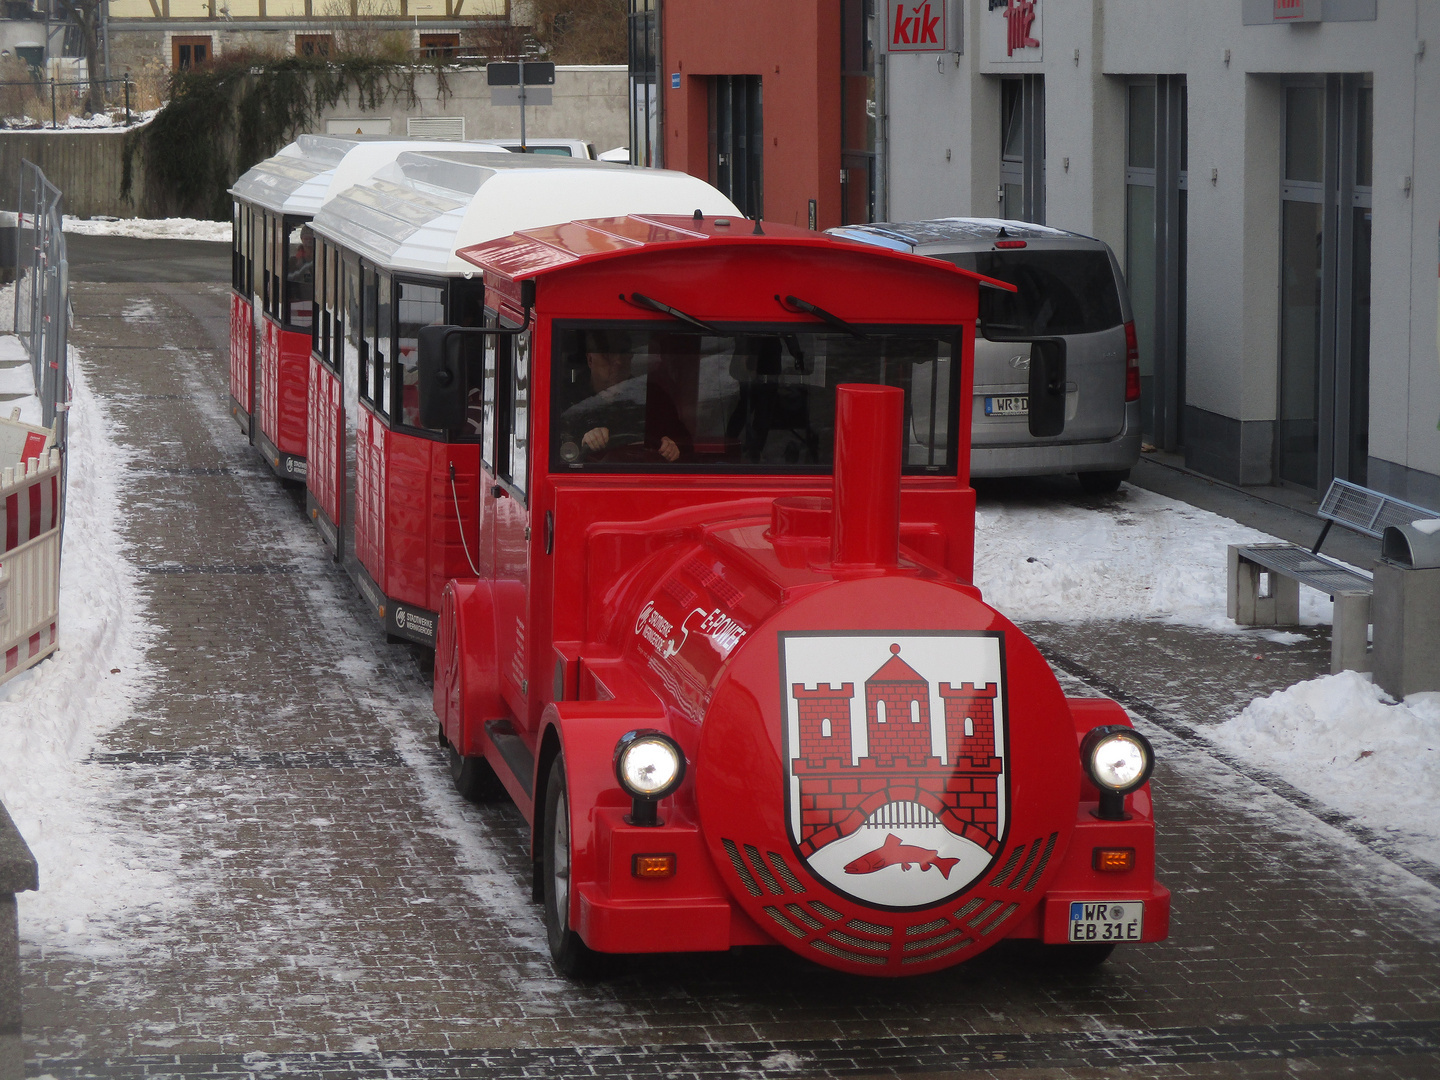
[828,218,1140,494]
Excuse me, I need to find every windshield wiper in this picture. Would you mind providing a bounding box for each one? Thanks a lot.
[776,294,865,339]
[624,292,720,334]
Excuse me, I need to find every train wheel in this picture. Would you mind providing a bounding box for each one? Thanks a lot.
[447,743,507,803]
[542,757,604,977]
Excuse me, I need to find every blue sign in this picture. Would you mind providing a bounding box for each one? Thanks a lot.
[671,72,681,89]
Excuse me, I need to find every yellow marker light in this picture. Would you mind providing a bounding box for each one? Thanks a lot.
[632,853,676,879]
[1093,848,1136,873]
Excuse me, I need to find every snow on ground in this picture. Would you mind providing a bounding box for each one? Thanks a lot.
[1210,671,1440,869]
[63,215,230,243]
[0,347,179,956]
[972,484,1335,628]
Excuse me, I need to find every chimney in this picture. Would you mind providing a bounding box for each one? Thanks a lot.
[831,383,902,569]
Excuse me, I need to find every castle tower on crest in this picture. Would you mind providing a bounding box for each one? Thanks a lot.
[864,644,932,767]
[793,682,854,767]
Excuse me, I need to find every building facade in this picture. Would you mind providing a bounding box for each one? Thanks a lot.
[885,0,1438,500]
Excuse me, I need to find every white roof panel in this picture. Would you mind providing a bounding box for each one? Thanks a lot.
[230,134,509,216]
[310,153,742,276]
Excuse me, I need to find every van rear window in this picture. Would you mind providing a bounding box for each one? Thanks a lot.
[940,250,1123,337]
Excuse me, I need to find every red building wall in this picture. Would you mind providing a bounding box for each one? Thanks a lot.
[662,0,842,231]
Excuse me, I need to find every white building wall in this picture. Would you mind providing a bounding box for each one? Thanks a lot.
[883,0,1438,500]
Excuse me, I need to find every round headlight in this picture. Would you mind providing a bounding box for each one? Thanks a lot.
[1080,726,1154,794]
[614,730,686,799]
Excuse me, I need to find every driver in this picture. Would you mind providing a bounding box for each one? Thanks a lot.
[558,331,682,463]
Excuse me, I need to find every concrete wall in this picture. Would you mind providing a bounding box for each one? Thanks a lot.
[0,131,139,219]
[309,65,627,150]
[0,64,624,220]
[885,0,1439,499]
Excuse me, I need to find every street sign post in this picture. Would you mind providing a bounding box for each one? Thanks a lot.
[486,61,556,150]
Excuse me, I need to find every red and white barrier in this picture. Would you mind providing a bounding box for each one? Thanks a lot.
[0,417,59,685]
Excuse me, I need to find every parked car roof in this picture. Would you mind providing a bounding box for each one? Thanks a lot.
[829,217,1095,251]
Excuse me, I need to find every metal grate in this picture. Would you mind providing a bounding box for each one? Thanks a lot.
[902,937,972,964]
[974,902,1019,936]
[1320,479,1438,538]
[906,918,949,936]
[785,903,824,930]
[1237,544,1371,592]
[721,838,761,896]
[744,843,784,895]
[986,846,1025,886]
[1021,833,1058,891]
[762,906,806,938]
[826,929,889,953]
[810,939,885,965]
[846,918,892,937]
[902,928,967,952]
[767,851,806,893]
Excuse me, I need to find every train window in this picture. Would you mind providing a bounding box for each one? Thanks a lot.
[342,253,362,399]
[231,203,241,293]
[395,278,447,430]
[313,237,327,361]
[482,328,502,468]
[284,219,314,333]
[509,330,530,494]
[377,274,393,413]
[361,267,382,414]
[551,324,958,473]
[331,246,345,372]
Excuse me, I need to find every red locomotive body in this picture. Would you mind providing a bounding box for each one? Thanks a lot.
[422,214,1170,976]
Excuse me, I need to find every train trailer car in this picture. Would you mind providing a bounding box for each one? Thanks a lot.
[228,135,507,479]
[305,153,740,645]
[413,213,1169,977]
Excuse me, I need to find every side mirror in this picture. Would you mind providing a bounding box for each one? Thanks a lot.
[418,324,468,431]
[1027,338,1067,438]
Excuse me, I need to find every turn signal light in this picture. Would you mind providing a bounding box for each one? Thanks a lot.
[1123,321,1141,402]
[632,853,677,879]
[1093,848,1136,873]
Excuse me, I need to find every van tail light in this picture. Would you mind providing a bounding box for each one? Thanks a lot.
[994,239,1027,249]
[1123,321,1140,402]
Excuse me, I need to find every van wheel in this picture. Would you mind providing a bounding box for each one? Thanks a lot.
[543,757,605,977]
[1078,469,1129,495]
[448,743,507,802]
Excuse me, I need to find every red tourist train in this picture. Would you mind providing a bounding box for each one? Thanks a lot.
[229,144,1169,976]
[228,136,505,480]
[414,212,1170,975]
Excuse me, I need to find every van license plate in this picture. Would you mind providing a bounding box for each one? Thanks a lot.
[985,395,1028,416]
[1068,901,1143,942]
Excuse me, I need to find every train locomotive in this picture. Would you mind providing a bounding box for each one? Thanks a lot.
[409,211,1170,976]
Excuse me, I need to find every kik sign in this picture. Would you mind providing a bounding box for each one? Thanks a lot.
[886,0,950,53]
[982,0,1042,63]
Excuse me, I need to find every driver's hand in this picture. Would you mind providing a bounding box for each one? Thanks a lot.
[659,436,680,462]
[582,427,610,453]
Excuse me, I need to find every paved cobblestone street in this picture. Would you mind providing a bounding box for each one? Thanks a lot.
[18,273,1440,1078]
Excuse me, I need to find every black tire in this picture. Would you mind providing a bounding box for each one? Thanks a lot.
[1077,469,1129,495]
[542,757,606,977]
[447,743,507,803]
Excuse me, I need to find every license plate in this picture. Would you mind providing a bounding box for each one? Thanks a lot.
[1068,901,1144,943]
[985,395,1028,416]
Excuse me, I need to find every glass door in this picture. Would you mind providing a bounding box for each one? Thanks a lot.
[999,75,1044,224]
[1278,76,1372,490]
[710,75,764,218]
[1125,77,1187,450]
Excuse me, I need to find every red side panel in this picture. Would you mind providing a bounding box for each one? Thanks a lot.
[275,327,310,457]
[229,292,252,411]
[385,428,431,608]
[355,407,387,588]
[379,432,484,612]
[306,358,343,528]
[258,316,278,446]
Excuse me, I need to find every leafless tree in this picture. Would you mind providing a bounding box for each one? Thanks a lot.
[49,0,105,113]
[526,0,626,65]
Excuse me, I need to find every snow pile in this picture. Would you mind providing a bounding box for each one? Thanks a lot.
[0,350,177,955]
[1208,671,1440,868]
[63,215,231,242]
[973,484,1335,629]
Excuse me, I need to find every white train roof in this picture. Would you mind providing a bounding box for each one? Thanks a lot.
[229,135,509,217]
[308,152,742,276]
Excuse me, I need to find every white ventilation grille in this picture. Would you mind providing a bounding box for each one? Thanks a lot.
[407,117,465,140]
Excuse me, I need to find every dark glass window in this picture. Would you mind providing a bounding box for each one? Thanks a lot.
[550,324,957,473]
[283,218,314,333]
[942,250,1123,336]
[395,278,447,429]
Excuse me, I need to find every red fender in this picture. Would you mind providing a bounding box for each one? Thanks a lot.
[435,579,503,757]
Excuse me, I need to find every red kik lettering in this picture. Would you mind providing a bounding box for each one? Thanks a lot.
[1003,0,1039,57]
[918,3,941,44]
[892,3,914,45]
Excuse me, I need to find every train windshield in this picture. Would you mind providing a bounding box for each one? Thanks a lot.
[551,325,959,473]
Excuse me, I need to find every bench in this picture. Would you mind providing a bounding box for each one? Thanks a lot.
[1227,478,1440,674]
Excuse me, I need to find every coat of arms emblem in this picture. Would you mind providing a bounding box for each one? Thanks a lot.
[780,631,1009,909]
